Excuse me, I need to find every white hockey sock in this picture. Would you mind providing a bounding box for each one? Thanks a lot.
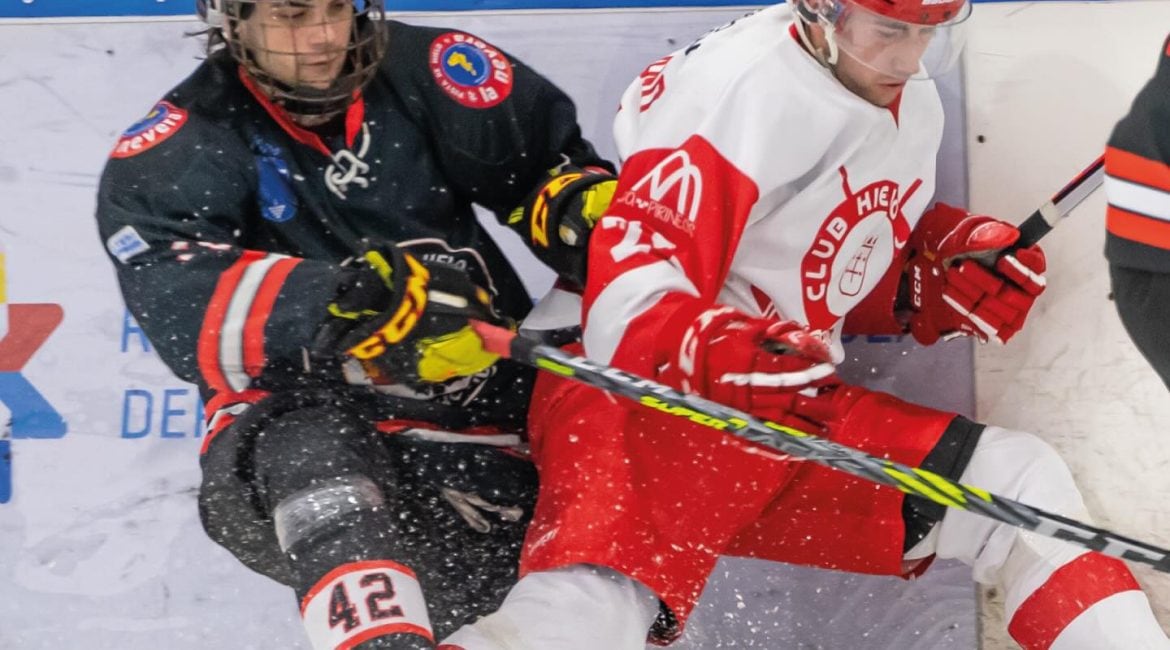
[439,564,660,650]
[919,426,1169,650]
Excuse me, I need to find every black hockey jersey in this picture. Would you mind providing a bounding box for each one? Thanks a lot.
[96,21,610,433]
[1105,34,1170,272]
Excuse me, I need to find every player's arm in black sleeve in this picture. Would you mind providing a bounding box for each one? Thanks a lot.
[96,111,345,395]
[1104,34,1170,390]
[386,22,617,286]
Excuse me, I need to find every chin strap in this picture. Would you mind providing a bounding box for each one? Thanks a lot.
[793,10,840,68]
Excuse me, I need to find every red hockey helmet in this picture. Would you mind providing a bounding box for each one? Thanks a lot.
[198,0,387,119]
[791,0,972,80]
[850,0,968,26]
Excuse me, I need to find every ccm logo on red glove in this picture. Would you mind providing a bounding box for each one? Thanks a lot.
[907,203,1046,345]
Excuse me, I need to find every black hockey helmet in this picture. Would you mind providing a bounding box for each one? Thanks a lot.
[197,0,387,119]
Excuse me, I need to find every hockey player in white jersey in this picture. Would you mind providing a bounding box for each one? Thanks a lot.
[442,2,1170,649]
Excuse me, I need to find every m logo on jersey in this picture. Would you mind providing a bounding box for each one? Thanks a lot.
[631,150,704,220]
[616,150,704,234]
[801,167,920,331]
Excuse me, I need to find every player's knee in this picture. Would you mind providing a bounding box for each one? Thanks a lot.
[252,405,382,501]
[913,425,1091,572]
[255,405,366,462]
[961,425,1086,517]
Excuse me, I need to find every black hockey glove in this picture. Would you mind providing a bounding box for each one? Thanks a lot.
[315,241,509,386]
[506,162,617,288]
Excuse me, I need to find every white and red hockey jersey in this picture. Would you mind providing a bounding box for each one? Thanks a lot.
[582,4,945,375]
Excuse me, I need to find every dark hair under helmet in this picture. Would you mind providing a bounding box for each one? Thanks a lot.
[197,0,388,118]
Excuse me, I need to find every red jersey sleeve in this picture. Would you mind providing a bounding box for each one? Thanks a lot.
[582,135,760,378]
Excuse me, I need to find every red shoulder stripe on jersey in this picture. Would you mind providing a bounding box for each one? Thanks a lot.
[1105,145,1170,192]
[1007,552,1139,650]
[243,257,302,378]
[1107,204,1170,249]
[198,250,266,393]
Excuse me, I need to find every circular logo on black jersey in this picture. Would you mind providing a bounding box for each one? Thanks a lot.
[429,32,513,109]
[441,42,491,87]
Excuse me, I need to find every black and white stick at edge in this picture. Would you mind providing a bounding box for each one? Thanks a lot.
[473,322,1170,574]
[1009,155,1105,253]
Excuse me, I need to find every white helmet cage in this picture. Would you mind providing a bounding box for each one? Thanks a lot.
[198,0,388,117]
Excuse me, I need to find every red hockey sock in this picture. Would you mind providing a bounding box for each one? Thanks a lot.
[1007,552,1140,650]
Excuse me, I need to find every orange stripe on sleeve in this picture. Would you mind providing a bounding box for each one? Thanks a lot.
[1107,205,1170,250]
[198,250,265,393]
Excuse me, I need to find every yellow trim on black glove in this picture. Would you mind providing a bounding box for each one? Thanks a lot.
[415,325,501,382]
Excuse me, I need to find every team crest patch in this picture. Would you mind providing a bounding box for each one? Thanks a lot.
[800,167,919,332]
[429,32,514,109]
[112,101,188,159]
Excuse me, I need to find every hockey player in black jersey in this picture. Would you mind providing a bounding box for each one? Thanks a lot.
[94,1,615,648]
[1105,33,1170,391]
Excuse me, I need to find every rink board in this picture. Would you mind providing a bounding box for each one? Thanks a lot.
[6,3,1161,649]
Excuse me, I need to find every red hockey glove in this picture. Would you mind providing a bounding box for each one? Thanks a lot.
[663,305,838,420]
[906,203,1046,345]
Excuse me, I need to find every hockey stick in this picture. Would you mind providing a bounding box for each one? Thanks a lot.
[473,322,1170,574]
[1007,154,1105,252]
